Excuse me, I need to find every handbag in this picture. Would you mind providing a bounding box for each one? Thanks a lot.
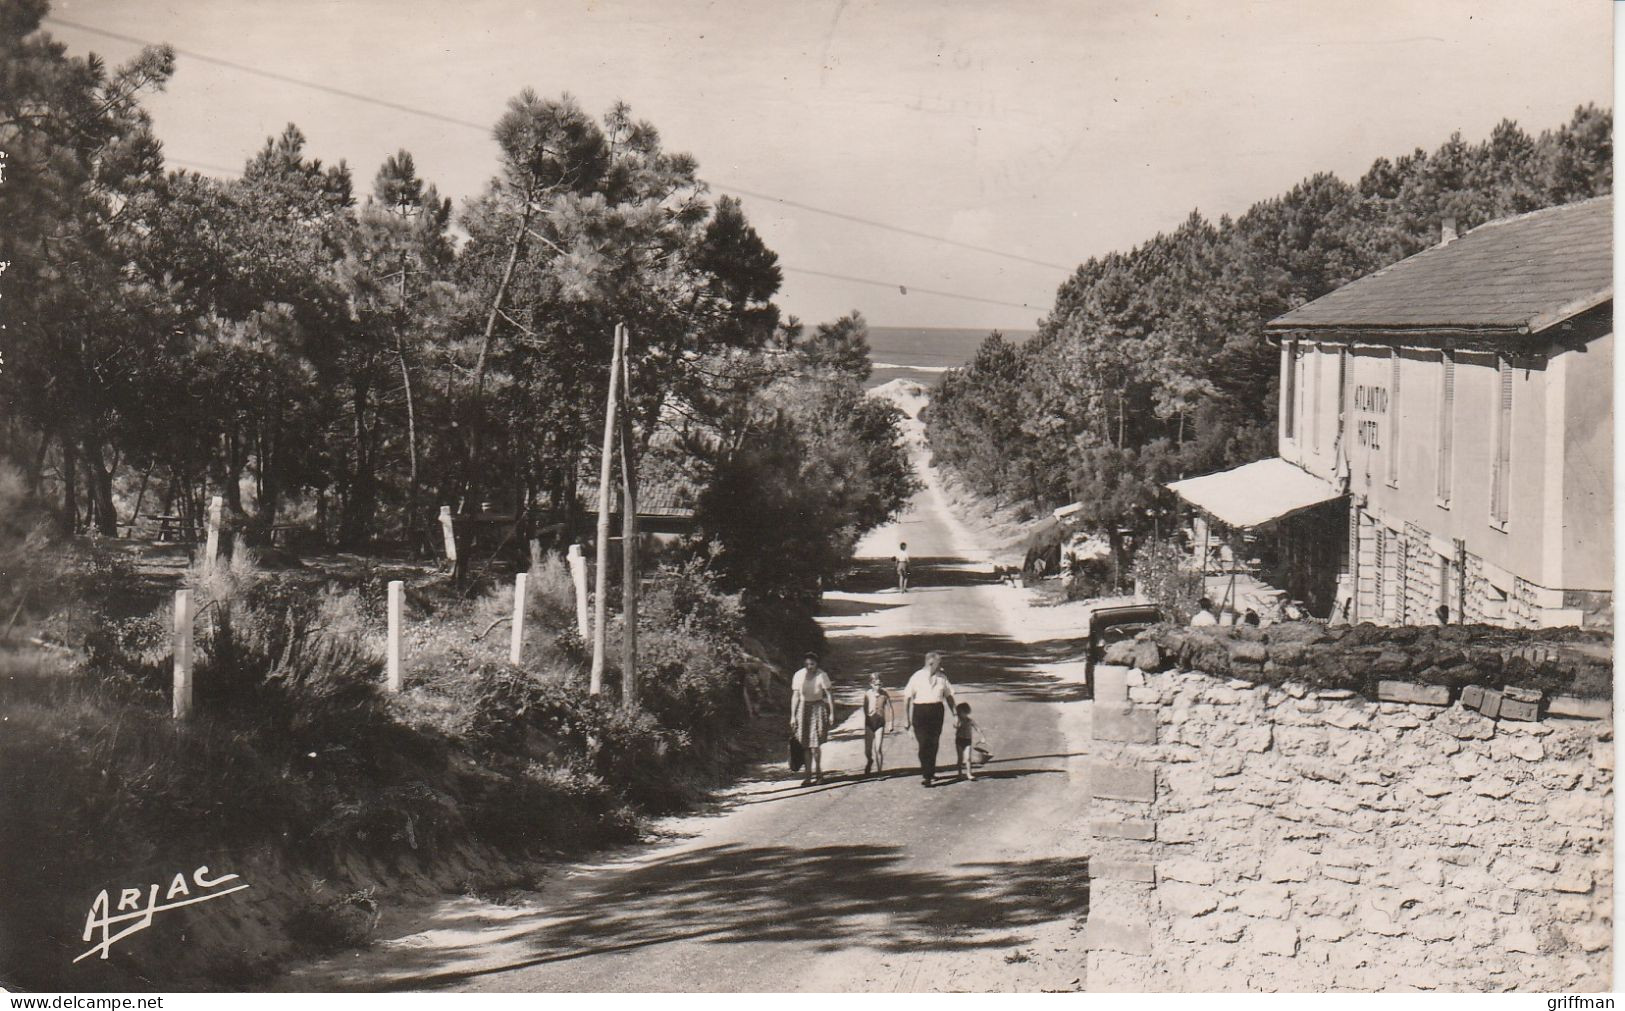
[789,734,805,772]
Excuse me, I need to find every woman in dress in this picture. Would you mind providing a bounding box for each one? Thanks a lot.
[790,652,834,786]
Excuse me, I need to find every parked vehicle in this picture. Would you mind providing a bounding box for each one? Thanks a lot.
[1083,603,1163,699]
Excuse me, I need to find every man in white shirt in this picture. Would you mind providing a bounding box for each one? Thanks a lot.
[1190,597,1218,627]
[903,651,957,787]
[895,542,910,593]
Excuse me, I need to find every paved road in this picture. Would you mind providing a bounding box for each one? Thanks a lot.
[284,468,1097,992]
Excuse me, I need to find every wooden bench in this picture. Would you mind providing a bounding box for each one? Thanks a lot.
[153,515,199,543]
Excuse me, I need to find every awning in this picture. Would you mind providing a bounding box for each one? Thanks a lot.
[1167,458,1343,529]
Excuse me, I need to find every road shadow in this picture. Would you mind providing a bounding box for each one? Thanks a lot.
[829,630,1090,704]
[316,844,1090,991]
[840,556,999,593]
[817,596,910,619]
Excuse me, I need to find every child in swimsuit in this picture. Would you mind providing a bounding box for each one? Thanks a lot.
[955,701,985,781]
[863,673,891,775]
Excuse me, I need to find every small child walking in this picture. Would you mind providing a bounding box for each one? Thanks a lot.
[954,702,988,781]
[863,673,892,775]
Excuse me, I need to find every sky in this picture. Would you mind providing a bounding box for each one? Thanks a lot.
[40,0,1614,332]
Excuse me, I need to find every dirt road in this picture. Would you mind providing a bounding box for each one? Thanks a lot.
[283,448,1098,992]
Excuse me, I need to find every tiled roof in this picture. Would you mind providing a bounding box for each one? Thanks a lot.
[1267,196,1611,333]
[580,480,695,518]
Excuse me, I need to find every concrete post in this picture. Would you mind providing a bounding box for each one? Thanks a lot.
[204,495,223,570]
[567,544,591,642]
[386,580,403,692]
[438,506,457,562]
[510,572,528,665]
[172,589,193,720]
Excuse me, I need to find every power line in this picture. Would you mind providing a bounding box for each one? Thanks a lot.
[44,14,1074,275]
[781,267,1043,312]
[723,186,1071,271]
[162,160,1051,310]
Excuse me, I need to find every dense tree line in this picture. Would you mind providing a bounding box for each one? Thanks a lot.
[924,108,1612,567]
[0,3,912,604]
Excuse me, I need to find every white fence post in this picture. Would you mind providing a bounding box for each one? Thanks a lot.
[204,495,223,570]
[439,506,458,563]
[510,572,528,665]
[386,580,403,692]
[172,589,193,720]
[567,543,590,642]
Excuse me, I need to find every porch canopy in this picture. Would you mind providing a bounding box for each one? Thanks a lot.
[1167,458,1342,529]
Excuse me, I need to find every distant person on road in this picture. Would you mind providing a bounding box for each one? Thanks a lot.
[862,673,892,775]
[790,652,834,787]
[1242,608,1261,627]
[954,702,988,781]
[904,651,957,787]
[896,542,911,593]
[1190,598,1218,626]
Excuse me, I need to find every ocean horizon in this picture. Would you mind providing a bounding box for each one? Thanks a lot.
[864,325,1035,389]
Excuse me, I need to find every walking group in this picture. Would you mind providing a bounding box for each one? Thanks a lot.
[789,650,990,788]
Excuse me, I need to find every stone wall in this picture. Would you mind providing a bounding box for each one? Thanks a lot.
[1083,664,1613,992]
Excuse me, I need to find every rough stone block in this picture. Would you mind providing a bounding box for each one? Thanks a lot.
[1236,883,1292,918]
[1470,775,1513,799]
[1376,680,1451,706]
[1477,688,1504,720]
[1161,882,1219,918]
[1093,859,1155,882]
[1262,846,1315,883]
[1554,867,1594,894]
[1547,695,1610,720]
[1409,914,1460,941]
[1093,702,1158,744]
[1594,743,1614,771]
[1491,735,1545,762]
[1460,684,1485,710]
[1091,762,1155,803]
[1499,698,1539,722]
[1238,724,1274,753]
[1248,921,1300,957]
[1501,924,1541,954]
[1324,705,1373,730]
[1091,819,1155,841]
[1081,918,1151,956]
[1092,665,1131,704]
[1303,915,1354,942]
[1160,858,1217,885]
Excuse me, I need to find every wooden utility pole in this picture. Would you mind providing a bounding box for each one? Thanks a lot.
[463,201,535,508]
[589,323,626,693]
[618,338,638,710]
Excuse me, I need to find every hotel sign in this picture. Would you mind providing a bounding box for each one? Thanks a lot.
[1353,383,1387,449]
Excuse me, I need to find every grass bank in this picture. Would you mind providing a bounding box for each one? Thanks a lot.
[0,543,804,991]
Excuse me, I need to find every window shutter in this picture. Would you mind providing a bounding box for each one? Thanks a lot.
[1387,350,1401,485]
[1436,352,1454,503]
[1491,358,1513,524]
[1312,346,1323,452]
[1283,341,1296,439]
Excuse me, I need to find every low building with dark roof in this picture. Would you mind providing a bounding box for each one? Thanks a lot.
[1172,196,1612,629]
